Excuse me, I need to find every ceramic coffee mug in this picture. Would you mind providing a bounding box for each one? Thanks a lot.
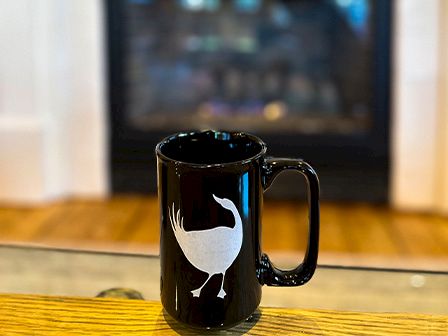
[156,130,319,329]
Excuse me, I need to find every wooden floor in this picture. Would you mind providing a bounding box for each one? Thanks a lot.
[1,196,447,269]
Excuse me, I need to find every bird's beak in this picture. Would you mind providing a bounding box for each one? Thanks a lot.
[212,194,223,203]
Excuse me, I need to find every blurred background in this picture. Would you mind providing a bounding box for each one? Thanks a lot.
[0,0,447,270]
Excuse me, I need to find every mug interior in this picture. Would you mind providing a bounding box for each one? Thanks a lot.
[157,130,265,165]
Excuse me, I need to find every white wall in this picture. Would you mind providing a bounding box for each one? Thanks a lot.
[0,0,108,204]
[0,1,44,202]
[435,0,448,214]
[392,0,448,214]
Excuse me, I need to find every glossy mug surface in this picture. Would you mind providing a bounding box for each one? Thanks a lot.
[156,130,319,329]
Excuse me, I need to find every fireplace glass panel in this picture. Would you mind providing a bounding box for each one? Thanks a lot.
[124,0,373,135]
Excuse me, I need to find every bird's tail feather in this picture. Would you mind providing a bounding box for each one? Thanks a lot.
[169,203,184,234]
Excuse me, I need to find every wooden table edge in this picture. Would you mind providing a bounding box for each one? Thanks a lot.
[0,293,446,335]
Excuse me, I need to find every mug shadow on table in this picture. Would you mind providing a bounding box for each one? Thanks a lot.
[156,309,261,335]
[156,309,324,335]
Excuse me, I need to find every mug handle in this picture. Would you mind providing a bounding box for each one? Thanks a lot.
[259,157,320,286]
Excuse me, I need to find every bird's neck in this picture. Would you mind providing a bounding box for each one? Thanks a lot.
[229,206,243,233]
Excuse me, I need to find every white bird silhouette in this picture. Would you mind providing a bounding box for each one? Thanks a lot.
[169,194,243,299]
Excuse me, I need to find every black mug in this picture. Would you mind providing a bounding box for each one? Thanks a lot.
[156,130,319,329]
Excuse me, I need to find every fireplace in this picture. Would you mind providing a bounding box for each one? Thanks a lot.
[106,0,391,201]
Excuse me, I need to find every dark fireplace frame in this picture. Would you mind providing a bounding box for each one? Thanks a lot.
[106,0,392,202]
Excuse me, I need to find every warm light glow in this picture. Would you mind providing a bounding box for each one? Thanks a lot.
[197,103,213,118]
[263,101,287,121]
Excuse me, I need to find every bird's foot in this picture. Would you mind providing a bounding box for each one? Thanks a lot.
[217,288,226,299]
[191,288,202,297]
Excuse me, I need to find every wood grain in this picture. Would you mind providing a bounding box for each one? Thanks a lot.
[0,294,446,335]
[1,196,448,259]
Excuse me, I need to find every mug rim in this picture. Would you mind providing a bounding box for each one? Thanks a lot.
[155,130,267,168]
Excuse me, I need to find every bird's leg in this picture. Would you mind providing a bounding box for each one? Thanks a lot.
[217,272,226,298]
[191,274,212,297]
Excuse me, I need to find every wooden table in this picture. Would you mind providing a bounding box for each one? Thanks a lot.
[0,245,447,335]
[0,293,446,335]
